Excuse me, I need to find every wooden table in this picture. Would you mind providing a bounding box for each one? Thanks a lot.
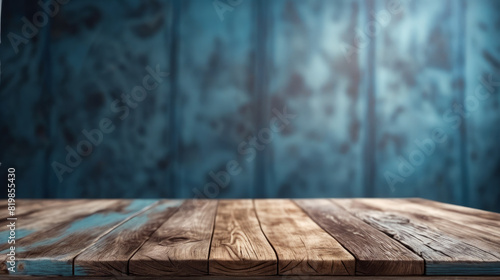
[1,198,500,279]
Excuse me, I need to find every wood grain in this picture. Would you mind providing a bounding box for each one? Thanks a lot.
[74,200,183,276]
[254,199,355,276]
[0,276,500,280]
[209,200,276,276]
[0,199,156,276]
[0,200,122,254]
[3,198,500,277]
[407,198,500,222]
[335,199,500,275]
[0,199,78,219]
[344,198,500,260]
[397,198,500,238]
[0,199,104,229]
[0,276,499,280]
[295,199,424,275]
[129,200,218,276]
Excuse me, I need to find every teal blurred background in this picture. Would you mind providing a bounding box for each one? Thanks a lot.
[1,0,499,212]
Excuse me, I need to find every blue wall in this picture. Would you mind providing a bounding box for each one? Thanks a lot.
[1,0,499,212]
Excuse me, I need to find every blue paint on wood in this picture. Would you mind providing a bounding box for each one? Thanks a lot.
[11,200,155,276]
[73,200,183,276]
[0,229,34,253]
[427,262,500,275]
[15,259,73,277]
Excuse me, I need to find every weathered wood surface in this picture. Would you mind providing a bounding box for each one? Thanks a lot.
[128,200,218,276]
[74,200,183,276]
[408,198,500,221]
[254,199,355,275]
[0,200,122,249]
[2,199,500,277]
[1,276,500,280]
[344,198,500,260]
[209,200,276,276]
[0,200,156,276]
[0,199,86,220]
[295,199,424,275]
[1,276,499,280]
[400,198,500,237]
[335,199,500,275]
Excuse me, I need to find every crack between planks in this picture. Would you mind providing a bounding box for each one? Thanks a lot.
[206,200,220,275]
[126,199,184,275]
[71,200,161,275]
[292,199,356,276]
[252,199,280,276]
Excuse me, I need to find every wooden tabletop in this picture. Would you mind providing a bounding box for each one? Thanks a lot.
[1,198,500,278]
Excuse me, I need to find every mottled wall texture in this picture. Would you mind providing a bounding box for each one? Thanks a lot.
[1,0,499,211]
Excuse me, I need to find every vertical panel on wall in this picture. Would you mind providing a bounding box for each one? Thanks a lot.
[176,0,255,198]
[168,0,180,198]
[452,0,468,208]
[267,0,366,198]
[373,0,462,201]
[47,0,173,197]
[362,0,376,197]
[253,0,273,198]
[0,2,50,198]
[465,0,500,212]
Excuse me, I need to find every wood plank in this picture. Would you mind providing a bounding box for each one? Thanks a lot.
[407,198,500,222]
[0,276,499,280]
[254,199,355,276]
[335,199,500,275]
[346,198,500,260]
[0,200,122,245]
[2,198,499,277]
[0,199,89,220]
[0,199,156,276]
[398,198,500,236]
[209,200,276,276]
[295,199,423,275]
[74,200,183,276]
[129,200,218,276]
